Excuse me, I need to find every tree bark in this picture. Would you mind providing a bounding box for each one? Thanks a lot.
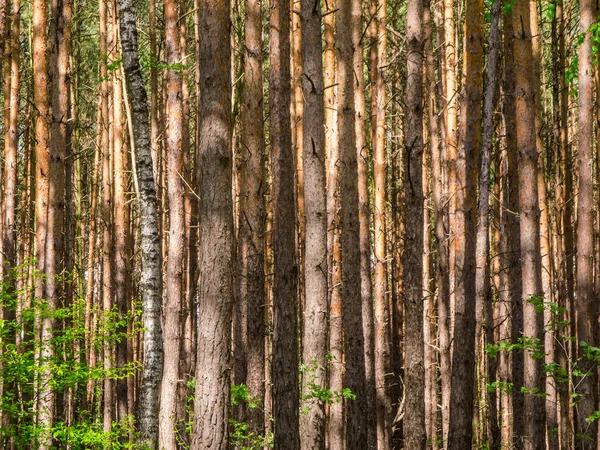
[512,0,546,446]
[404,0,426,446]
[118,0,164,445]
[191,1,235,448]
[237,0,266,437]
[269,0,300,447]
[337,0,368,447]
[299,0,328,447]
[575,0,598,445]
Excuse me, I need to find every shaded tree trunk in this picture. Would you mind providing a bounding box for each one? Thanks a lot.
[404,0,426,447]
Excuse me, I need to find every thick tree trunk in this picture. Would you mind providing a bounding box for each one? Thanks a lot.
[512,0,546,446]
[299,0,328,447]
[118,0,164,446]
[191,1,234,448]
[447,0,482,443]
[404,0,426,447]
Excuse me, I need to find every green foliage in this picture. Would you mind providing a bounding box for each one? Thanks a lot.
[229,419,274,450]
[228,384,273,450]
[0,265,142,449]
[300,360,356,413]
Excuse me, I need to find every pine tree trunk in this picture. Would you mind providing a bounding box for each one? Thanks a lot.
[512,0,547,445]
[191,1,235,448]
[299,0,328,446]
[404,0,426,446]
[269,0,300,446]
[575,0,598,445]
[237,0,266,438]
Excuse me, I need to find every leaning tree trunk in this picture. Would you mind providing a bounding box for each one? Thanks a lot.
[117,0,164,446]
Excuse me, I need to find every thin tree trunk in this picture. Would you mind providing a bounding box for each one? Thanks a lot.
[159,0,184,445]
[352,0,377,445]
[475,0,500,447]
[575,0,598,444]
[372,0,392,446]
[338,0,367,447]
[404,0,426,446]
[237,0,266,437]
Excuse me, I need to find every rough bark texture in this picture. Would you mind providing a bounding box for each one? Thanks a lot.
[475,1,501,447]
[118,0,164,446]
[446,0,483,443]
[33,0,62,443]
[191,1,234,448]
[159,0,184,445]
[269,0,300,447]
[299,0,328,447]
[512,0,546,446]
[575,0,598,445]
[372,1,392,447]
[237,0,266,437]
[337,0,368,447]
[404,0,426,447]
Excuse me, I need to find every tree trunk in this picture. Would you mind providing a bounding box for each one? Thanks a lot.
[159,0,184,446]
[299,0,328,447]
[33,0,63,441]
[404,0,426,446]
[575,0,598,445]
[337,0,368,447]
[475,0,500,447]
[191,1,235,448]
[512,0,546,446]
[118,0,164,445]
[237,0,266,437]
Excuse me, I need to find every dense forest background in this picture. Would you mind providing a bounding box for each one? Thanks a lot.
[0,0,599,448]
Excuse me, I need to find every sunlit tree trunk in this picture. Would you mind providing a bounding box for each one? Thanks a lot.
[575,0,598,445]
[512,0,546,445]
[118,0,164,445]
[299,0,328,446]
[191,0,234,448]
[352,0,377,445]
